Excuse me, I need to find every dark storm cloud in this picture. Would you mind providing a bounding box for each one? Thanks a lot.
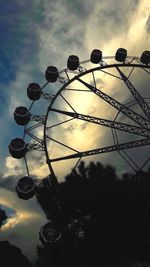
[1,0,45,85]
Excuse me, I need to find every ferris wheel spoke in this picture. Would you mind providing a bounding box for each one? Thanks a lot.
[50,108,150,138]
[48,138,150,163]
[71,157,82,173]
[64,69,71,81]
[116,150,138,172]
[64,88,91,92]
[111,128,140,172]
[40,81,49,90]
[9,50,150,247]
[28,101,35,111]
[59,93,77,113]
[25,121,44,132]
[99,69,122,80]
[26,131,44,145]
[46,117,75,130]
[116,66,150,120]
[113,128,139,170]
[24,156,30,176]
[24,115,45,132]
[46,135,79,153]
[127,66,135,79]
[77,77,150,129]
[143,68,150,75]
[139,157,150,171]
[121,150,139,170]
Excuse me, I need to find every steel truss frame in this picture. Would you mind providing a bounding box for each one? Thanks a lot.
[20,57,150,179]
[9,53,150,249]
[44,62,150,176]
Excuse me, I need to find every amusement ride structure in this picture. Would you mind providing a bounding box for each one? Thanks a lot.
[9,48,150,246]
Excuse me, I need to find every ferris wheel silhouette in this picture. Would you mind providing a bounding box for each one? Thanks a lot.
[9,48,150,245]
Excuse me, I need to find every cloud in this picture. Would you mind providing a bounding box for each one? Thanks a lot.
[0,174,17,191]
[0,187,46,261]
[37,2,86,71]
[0,2,150,263]
[2,0,150,182]
[82,0,149,57]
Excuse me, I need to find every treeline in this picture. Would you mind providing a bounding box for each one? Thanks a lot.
[36,161,150,266]
[1,161,150,266]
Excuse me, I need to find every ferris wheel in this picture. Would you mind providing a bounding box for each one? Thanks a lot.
[9,48,150,245]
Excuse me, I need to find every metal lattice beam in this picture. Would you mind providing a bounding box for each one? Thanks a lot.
[31,115,46,122]
[28,143,45,151]
[50,108,150,138]
[25,115,46,132]
[42,93,54,102]
[116,66,150,120]
[26,131,43,143]
[46,135,79,153]
[77,77,150,129]
[47,138,150,163]
[26,131,45,151]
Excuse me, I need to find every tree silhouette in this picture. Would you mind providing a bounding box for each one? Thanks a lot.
[0,206,7,227]
[0,241,33,267]
[35,161,150,266]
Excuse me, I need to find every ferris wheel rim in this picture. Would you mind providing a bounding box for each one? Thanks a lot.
[43,61,150,178]
[112,97,150,172]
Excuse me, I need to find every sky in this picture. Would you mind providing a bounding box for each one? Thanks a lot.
[0,0,150,263]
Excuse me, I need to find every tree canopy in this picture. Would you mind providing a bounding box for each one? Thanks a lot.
[36,161,150,266]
